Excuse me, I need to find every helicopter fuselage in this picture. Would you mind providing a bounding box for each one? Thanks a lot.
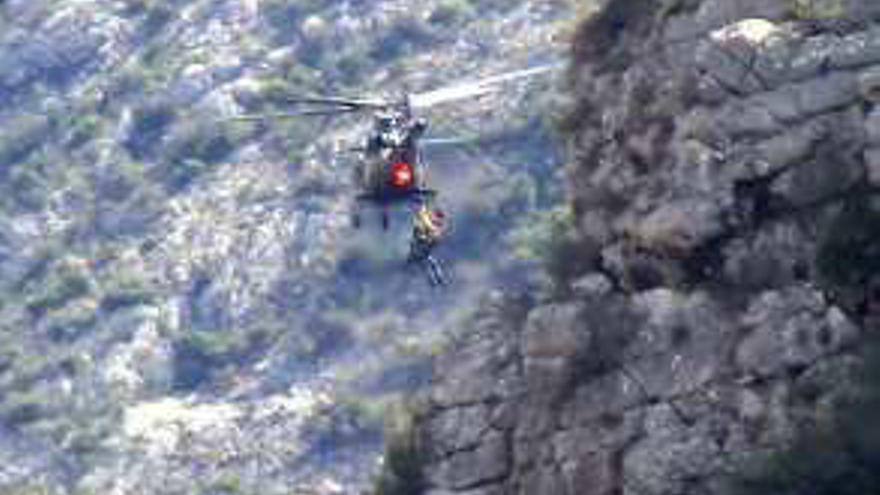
[357,145,433,205]
[355,112,433,206]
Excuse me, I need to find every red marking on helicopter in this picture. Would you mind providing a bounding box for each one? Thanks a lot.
[390,162,414,189]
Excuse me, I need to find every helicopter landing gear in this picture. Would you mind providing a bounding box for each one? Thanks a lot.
[381,210,390,230]
[352,195,369,229]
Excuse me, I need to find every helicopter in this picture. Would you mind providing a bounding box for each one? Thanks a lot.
[231,63,560,230]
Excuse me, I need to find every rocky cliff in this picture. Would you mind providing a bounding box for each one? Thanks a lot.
[409,1,880,494]
[0,1,573,493]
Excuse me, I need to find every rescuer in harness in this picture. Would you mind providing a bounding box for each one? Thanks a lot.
[408,203,448,286]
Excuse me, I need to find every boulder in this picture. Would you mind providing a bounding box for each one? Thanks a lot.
[866,148,880,186]
[736,288,860,378]
[858,65,880,102]
[428,432,510,491]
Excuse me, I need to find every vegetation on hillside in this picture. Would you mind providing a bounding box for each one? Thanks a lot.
[0,0,571,490]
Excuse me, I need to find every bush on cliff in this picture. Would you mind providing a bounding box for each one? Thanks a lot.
[372,401,426,495]
[731,339,880,495]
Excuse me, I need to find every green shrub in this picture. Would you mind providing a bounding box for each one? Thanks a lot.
[126,99,177,158]
[166,120,255,164]
[326,47,371,87]
[104,66,147,100]
[6,163,49,211]
[428,0,476,26]
[0,322,53,392]
[211,473,242,494]
[121,0,150,15]
[122,0,174,34]
[372,402,426,495]
[142,1,174,37]
[788,0,846,20]
[0,115,50,171]
[45,299,98,343]
[93,159,149,204]
[172,328,270,390]
[370,16,435,63]
[99,269,156,312]
[262,0,326,43]
[731,340,880,495]
[570,0,656,66]
[284,64,321,90]
[508,204,574,261]
[61,113,103,149]
[0,484,57,495]
[0,389,49,428]
[117,160,148,187]
[336,393,388,433]
[26,271,91,319]
[160,119,252,190]
[507,204,596,291]
[13,242,60,291]
[816,196,880,289]
[259,77,296,105]
[0,337,19,377]
[473,0,518,13]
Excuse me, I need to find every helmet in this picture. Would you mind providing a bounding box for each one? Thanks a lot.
[427,208,447,237]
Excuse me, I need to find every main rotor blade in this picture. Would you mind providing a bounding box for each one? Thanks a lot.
[410,62,562,109]
[281,95,390,109]
[227,95,391,122]
[422,136,478,146]
[228,107,361,121]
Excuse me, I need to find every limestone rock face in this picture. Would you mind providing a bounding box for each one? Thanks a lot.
[0,0,575,493]
[412,1,878,494]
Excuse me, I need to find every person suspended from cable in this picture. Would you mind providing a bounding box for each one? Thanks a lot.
[408,203,448,286]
